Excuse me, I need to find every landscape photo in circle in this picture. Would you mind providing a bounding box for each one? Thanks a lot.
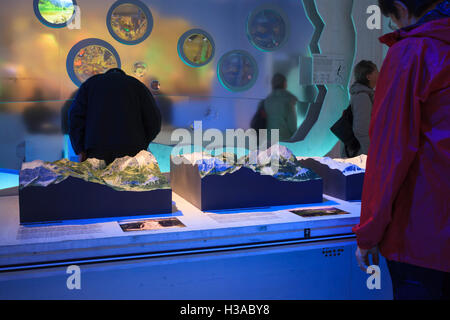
[67,39,121,87]
[107,0,153,44]
[247,7,289,51]
[178,29,215,67]
[34,0,76,27]
[218,50,258,92]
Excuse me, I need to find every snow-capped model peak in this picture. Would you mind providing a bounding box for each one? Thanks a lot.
[20,150,169,192]
[298,155,366,176]
[177,145,320,182]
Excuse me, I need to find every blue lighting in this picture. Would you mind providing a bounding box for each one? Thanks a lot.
[0,169,19,190]
[217,50,259,92]
[246,5,290,52]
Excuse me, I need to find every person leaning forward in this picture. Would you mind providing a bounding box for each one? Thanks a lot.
[69,68,162,165]
[353,0,450,300]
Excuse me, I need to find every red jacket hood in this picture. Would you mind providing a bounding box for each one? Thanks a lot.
[379,17,450,47]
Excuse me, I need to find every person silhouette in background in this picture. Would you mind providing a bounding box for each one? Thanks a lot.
[69,68,161,164]
[349,60,379,156]
[263,73,298,143]
[22,89,59,134]
[61,91,78,136]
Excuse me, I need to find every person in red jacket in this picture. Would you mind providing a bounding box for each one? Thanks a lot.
[353,0,449,300]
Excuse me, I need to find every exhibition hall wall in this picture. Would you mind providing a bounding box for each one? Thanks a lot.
[0,0,385,170]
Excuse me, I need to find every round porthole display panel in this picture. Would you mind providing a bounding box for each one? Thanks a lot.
[247,6,289,52]
[177,29,215,67]
[107,0,153,45]
[33,0,77,28]
[66,39,121,87]
[132,61,148,78]
[217,50,258,92]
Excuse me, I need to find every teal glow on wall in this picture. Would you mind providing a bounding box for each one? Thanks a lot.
[282,0,355,158]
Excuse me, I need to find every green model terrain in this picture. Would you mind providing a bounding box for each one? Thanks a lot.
[20,150,170,192]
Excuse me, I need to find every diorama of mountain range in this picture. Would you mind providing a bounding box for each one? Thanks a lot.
[297,155,366,176]
[20,150,170,192]
[171,145,324,211]
[179,145,321,183]
[297,155,366,201]
[333,155,367,170]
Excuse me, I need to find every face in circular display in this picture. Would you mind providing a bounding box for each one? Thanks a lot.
[108,1,153,44]
[35,0,76,27]
[218,50,258,92]
[247,8,288,51]
[67,39,121,86]
[182,34,213,66]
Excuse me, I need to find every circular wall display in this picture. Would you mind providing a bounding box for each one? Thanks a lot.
[150,80,160,91]
[107,0,153,45]
[217,50,258,92]
[66,39,121,87]
[132,61,148,78]
[177,29,215,67]
[246,6,289,51]
[33,0,77,28]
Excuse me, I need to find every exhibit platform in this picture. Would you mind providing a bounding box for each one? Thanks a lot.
[0,191,392,300]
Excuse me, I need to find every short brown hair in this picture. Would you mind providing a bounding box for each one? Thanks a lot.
[378,0,441,18]
[272,73,286,90]
[354,60,377,87]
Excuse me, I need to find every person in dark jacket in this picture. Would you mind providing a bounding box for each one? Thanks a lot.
[349,60,379,156]
[69,68,161,164]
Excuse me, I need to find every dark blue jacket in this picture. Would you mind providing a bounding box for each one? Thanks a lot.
[69,69,161,155]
